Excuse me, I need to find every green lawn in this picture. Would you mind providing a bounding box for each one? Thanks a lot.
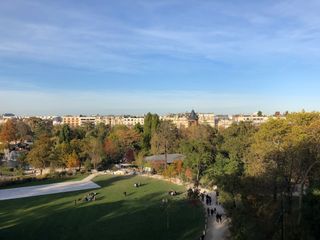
[0,175,204,240]
[0,173,89,189]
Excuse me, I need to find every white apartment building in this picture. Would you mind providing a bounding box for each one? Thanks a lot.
[121,116,144,127]
[232,114,269,126]
[62,115,144,128]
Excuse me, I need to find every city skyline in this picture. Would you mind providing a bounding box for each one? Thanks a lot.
[1,0,320,115]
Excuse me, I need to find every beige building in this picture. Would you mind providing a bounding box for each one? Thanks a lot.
[217,118,233,129]
[161,114,189,128]
[161,111,215,129]
[62,115,96,127]
[232,114,269,126]
[121,116,144,127]
[198,113,215,127]
[62,116,80,127]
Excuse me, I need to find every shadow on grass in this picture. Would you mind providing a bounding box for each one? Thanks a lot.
[93,175,135,188]
[0,176,204,240]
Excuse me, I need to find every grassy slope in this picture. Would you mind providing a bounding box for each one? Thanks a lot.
[0,173,90,189]
[0,175,204,240]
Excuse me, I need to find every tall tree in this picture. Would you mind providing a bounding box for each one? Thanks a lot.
[26,135,53,175]
[85,137,104,169]
[151,120,180,155]
[143,113,159,151]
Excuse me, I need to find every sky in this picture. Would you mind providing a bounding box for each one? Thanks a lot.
[1,0,320,116]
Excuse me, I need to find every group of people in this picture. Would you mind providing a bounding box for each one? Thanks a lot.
[74,192,98,205]
[200,192,213,205]
[201,190,225,225]
[83,192,98,202]
[207,207,217,216]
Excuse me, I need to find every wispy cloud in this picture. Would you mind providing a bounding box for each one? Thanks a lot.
[1,0,320,73]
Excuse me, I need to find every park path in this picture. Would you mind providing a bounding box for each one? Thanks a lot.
[0,173,101,201]
[140,174,230,239]
[202,191,230,240]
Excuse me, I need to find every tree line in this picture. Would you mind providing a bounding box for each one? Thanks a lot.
[0,112,319,239]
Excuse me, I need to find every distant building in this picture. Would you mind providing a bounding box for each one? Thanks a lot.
[161,110,214,129]
[232,114,269,126]
[198,113,215,127]
[120,116,145,127]
[62,116,81,127]
[161,114,189,128]
[62,115,144,128]
[52,116,63,126]
[145,154,185,172]
[0,113,16,125]
[188,110,199,127]
[215,115,233,129]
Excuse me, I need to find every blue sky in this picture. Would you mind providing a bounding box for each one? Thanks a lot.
[1,0,320,115]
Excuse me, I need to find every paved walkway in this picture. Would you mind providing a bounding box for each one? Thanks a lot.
[0,174,101,201]
[141,174,230,240]
[202,191,230,240]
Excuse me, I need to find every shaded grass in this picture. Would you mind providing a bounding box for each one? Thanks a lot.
[0,175,204,240]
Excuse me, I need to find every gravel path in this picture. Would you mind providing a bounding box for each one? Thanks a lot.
[0,174,100,201]
[202,191,230,240]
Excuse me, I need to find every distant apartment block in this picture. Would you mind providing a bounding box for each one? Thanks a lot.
[62,116,81,127]
[62,115,144,127]
[161,110,215,128]
[232,114,269,126]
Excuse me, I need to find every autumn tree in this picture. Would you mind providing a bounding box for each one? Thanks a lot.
[105,125,142,163]
[66,151,80,169]
[0,119,17,143]
[26,135,53,175]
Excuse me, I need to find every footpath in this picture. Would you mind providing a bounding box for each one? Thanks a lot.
[141,174,230,240]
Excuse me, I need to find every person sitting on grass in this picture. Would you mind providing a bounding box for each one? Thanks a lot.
[168,190,177,196]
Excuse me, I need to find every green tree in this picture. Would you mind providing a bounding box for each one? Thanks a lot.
[143,113,160,151]
[151,120,180,155]
[16,120,32,141]
[26,135,53,175]
[59,124,72,143]
[85,137,104,169]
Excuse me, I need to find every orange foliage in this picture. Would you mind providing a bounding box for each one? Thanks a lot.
[185,168,193,181]
[66,152,80,168]
[0,119,17,143]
